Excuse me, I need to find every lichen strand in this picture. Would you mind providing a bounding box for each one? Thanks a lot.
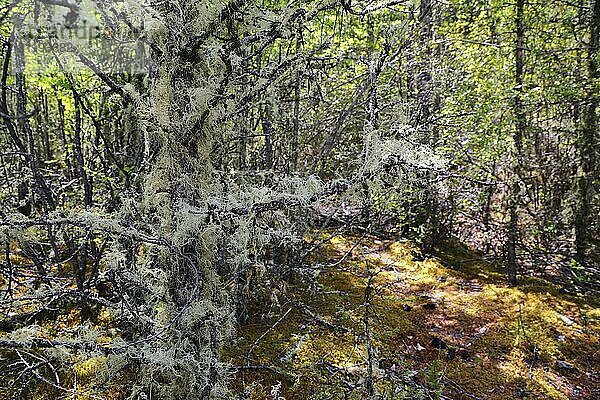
[118,2,357,397]
[121,3,234,399]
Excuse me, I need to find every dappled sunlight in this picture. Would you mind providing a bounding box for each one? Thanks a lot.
[3,230,599,399]
[227,232,600,399]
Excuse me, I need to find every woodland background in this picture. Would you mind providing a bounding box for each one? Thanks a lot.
[0,0,599,399]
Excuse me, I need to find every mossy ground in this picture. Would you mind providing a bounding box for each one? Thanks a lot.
[2,233,599,399]
[225,232,600,399]
[0,246,127,400]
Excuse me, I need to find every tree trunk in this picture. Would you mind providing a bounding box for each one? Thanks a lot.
[130,3,241,397]
[290,24,303,172]
[574,0,600,265]
[507,0,526,285]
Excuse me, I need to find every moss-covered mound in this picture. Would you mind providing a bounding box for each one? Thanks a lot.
[225,232,600,400]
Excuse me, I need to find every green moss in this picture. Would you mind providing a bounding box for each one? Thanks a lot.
[5,230,589,400]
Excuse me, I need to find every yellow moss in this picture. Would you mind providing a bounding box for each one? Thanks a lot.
[373,297,415,342]
[295,331,362,366]
[329,235,347,246]
[7,253,32,266]
[528,369,571,400]
[389,241,418,258]
[224,233,600,399]
[319,271,365,294]
[74,356,109,384]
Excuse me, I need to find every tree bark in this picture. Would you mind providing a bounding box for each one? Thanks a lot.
[574,0,600,265]
[507,0,526,285]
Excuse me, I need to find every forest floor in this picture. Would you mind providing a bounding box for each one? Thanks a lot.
[226,231,600,400]
[1,232,599,399]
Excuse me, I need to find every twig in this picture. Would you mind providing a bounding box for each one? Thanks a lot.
[246,307,293,366]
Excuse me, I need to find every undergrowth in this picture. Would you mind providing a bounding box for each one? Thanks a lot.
[1,231,599,399]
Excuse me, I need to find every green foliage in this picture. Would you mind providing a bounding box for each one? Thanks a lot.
[1,0,599,398]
